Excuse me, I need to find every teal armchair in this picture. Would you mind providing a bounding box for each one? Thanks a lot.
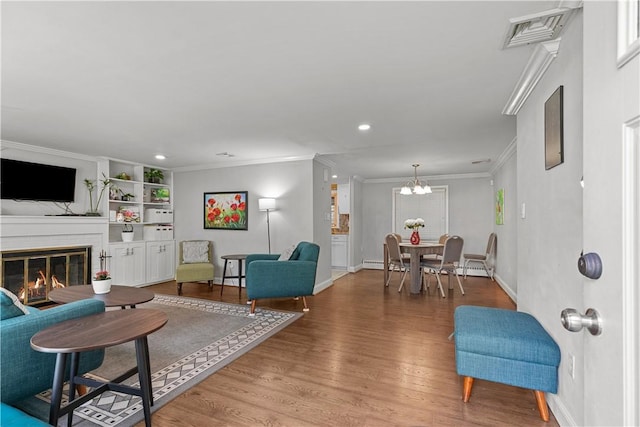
[246,241,320,315]
[0,294,105,423]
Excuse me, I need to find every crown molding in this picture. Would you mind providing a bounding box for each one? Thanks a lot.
[172,154,316,173]
[490,137,517,175]
[0,140,99,162]
[502,39,561,115]
[364,172,491,185]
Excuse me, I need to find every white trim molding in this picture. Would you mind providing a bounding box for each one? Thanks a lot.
[490,137,517,175]
[617,0,640,67]
[502,39,562,115]
[622,115,639,426]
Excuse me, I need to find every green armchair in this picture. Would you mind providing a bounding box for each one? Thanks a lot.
[0,290,105,423]
[175,240,215,295]
[246,241,320,315]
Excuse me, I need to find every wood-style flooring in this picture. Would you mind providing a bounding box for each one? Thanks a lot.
[136,270,559,427]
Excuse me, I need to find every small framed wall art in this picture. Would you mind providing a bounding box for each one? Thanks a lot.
[203,191,248,230]
[545,85,564,170]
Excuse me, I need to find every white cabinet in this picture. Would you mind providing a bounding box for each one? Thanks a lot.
[146,240,175,283]
[331,235,348,268]
[109,242,146,286]
[337,183,350,214]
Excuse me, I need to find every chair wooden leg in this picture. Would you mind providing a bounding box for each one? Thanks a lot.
[302,296,310,312]
[534,390,550,422]
[462,376,474,402]
[177,282,183,295]
[435,272,446,298]
[249,299,257,316]
[454,270,465,295]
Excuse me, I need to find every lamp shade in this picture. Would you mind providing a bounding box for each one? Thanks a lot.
[258,198,276,211]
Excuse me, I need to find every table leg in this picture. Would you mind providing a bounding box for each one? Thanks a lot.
[410,252,421,294]
[135,337,153,427]
[383,244,389,285]
[238,259,243,300]
[49,352,68,426]
[67,352,81,427]
[220,259,229,297]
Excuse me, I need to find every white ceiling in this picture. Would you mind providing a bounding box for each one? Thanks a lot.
[1,1,560,181]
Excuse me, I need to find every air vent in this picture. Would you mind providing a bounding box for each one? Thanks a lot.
[503,8,576,49]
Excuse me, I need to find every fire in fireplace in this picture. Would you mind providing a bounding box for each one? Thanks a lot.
[1,246,91,306]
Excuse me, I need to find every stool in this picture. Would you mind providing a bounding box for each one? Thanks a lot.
[220,254,247,299]
[453,305,561,422]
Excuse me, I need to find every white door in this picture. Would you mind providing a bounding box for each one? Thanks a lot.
[582,2,639,425]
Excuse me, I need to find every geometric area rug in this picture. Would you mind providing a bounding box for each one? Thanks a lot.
[18,294,303,426]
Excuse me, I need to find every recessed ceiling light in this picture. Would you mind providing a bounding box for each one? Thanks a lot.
[155,154,166,160]
[358,123,371,131]
[332,174,338,179]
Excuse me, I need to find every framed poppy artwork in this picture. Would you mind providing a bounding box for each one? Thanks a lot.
[204,191,248,230]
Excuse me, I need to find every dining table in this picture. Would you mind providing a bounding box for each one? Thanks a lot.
[384,241,444,294]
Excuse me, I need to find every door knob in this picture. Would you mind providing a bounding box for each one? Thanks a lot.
[561,308,602,335]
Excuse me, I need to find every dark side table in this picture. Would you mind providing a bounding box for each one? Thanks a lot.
[30,309,167,427]
[220,254,247,299]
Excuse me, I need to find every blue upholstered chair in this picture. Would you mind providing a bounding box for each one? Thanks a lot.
[0,289,105,424]
[245,241,320,315]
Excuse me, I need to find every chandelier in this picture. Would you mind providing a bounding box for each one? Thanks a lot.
[400,164,432,195]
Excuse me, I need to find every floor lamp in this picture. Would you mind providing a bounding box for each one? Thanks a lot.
[258,198,276,254]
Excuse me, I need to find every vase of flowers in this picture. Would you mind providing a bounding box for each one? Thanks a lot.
[404,218,425,245]
[91,270,112,294]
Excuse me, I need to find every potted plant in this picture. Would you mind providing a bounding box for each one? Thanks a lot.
[91,270,112,294]
[84,173,112,215]
[114,172,131,180]
[144,168,164,184]
[121,223,134,242]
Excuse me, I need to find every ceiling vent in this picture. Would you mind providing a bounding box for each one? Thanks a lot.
[503,8,576,49]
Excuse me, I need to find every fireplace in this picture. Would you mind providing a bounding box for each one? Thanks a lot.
[1,246,91,306]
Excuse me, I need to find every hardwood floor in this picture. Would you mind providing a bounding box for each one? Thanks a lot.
[136,270,559,427]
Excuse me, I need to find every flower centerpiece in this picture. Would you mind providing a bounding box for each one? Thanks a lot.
[404,218,425,245]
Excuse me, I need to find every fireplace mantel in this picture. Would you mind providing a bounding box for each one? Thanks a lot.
[0,215,108,276]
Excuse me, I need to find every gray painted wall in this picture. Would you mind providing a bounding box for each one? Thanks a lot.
[361,176,494,269]
[492,147,518,296]
[173,160,324,281]
[516,10,584,424]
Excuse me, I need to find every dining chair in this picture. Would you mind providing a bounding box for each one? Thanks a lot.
[422,233,449,261]
[421,235,465,298]
[463,232,497,281]
[385,234,424,293]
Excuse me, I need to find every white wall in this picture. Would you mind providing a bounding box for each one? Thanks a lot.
[492,145,518,297]
[0,141,97,216]
[173,159,331,286]
[516,10,584,425]
[312,159,332,287]
[361,176,493,266]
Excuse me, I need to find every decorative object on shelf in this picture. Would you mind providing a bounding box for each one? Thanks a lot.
[204,191,248,230]
[144,168,164,184]
[84,173,113,215]
[150,187,170,202]
[114,172,131,180]
[92,250,112,294]
[404,218,425,245]
[122,223,134,242]
[119,206,140,222]
[109,186,120,201]
[400,164,432,195]
[119,190,135,201]
[258,197,277,253]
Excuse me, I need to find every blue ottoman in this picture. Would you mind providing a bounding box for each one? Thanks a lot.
[454,305,561,422]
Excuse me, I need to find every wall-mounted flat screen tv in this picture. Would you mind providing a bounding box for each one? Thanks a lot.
[1,158,77,202]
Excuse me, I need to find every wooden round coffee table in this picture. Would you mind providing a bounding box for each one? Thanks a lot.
[50,285,155,309]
